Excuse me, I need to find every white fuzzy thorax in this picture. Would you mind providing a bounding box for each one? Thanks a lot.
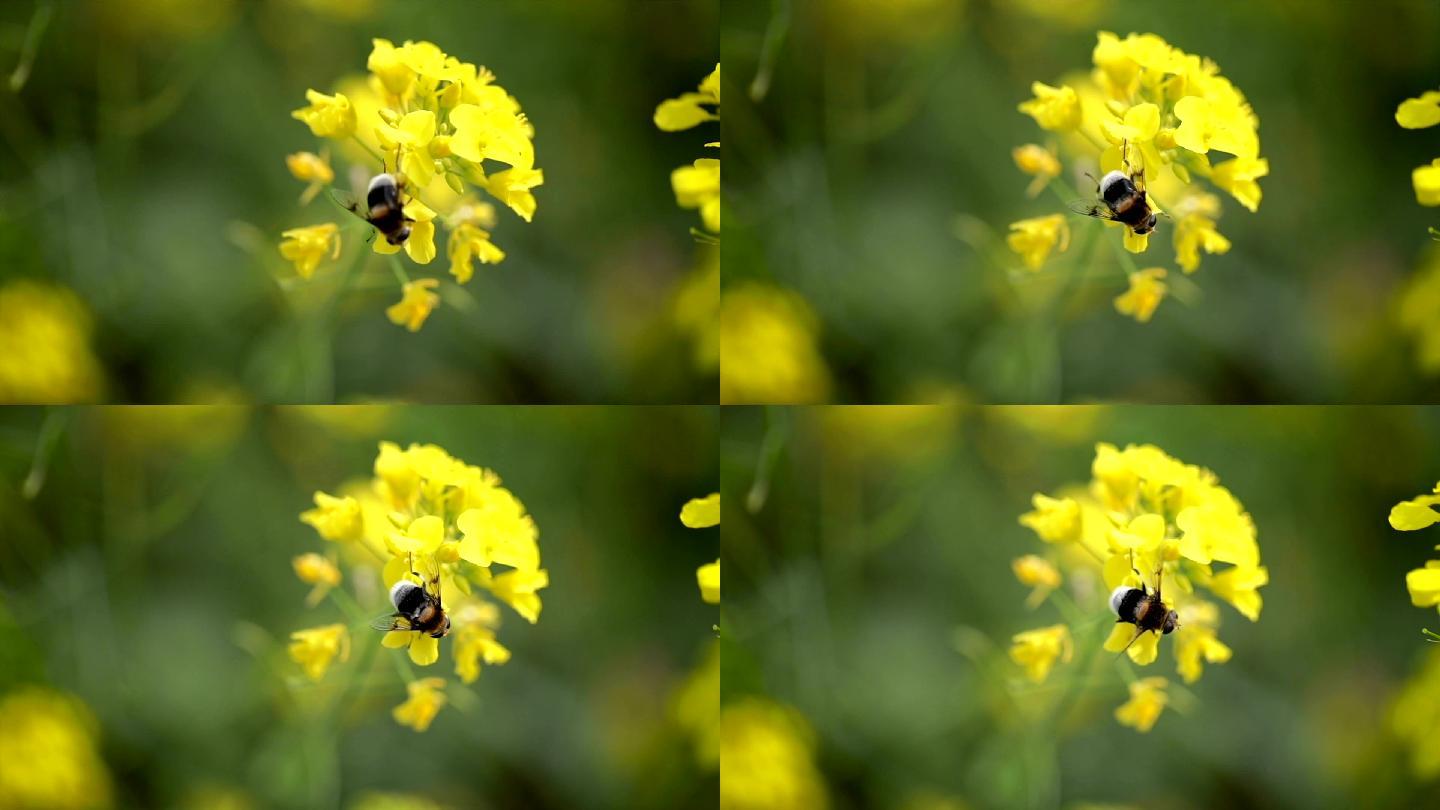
[1109,586,1131,616]
[1099,170,1128,195]
[368,173,396,194]
[390,579,417,609]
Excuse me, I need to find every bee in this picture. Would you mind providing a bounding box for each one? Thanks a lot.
[1108,555,1180,655]
[372,556,450,640]
[1069,141,1163,236]
[333,172,413,246]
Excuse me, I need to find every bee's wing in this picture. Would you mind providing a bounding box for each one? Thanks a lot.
[328,188,365,218]
[370,612,414,632]
[1067,199,1117,221]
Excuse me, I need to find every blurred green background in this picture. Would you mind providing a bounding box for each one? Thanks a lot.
[0,405,718,809]
[0,0,717,403]
[722,0,1440,403]
[722,406,1440,809]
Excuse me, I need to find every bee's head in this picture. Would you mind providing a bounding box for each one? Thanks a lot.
[431,614,451,639]
[1135,213,1157,235]
[386,225,412,246]
[1161,609,1180,634]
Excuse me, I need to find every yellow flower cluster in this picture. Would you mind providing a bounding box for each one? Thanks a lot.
[682,493,721,604]
[720,284,831,404]
[0,687,112,810]
[1397,88,1440,221]
[656,64,720,235]
[290,441,546,731]
[0,280,103,403]
[1010,443,1268,732]
[283,38,542,330]
[1011,32,1266,322]
[1387,482,1440,635]
[720,698,828,810]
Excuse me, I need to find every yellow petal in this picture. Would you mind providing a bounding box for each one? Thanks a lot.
[408,633,440,666]
[681,493,721,528]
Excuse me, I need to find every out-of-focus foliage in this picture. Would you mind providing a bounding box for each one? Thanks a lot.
[722,405,1440,808]
[0,0,717,403]
[722,0,1440,402]
[0,405,718,809]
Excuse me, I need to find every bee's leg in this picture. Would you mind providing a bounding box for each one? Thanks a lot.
[1116,626,1147,657]
[408,552,422,584]
[1120,139,1132,172]
[1153,559,1165,601]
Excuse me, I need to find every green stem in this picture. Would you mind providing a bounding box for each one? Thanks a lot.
[21,408,68,500]
[8,0,54,92]
[387,254,411,286]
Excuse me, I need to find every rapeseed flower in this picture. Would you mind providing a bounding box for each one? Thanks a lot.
[720,284,831,404]
[1398,89,1440,224]
[1006,214,1070,270]
[284,38,543,329]
[0,687,112,810]
[289,441,546,729]
[0,280,102,403]
[720,698,828,810]
[1387,482,1440,637]
[657,64,720,234]
[1011,32,1267,319]
[278,223,340,279]
[1013,443,1266,731]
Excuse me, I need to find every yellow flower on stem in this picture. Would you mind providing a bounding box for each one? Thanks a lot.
[286,151,334,205]
[1017,81,1081,131]
[1391,484,1440,530]
[1114,268,1168,323]
[1012,555,1061,608]
[456,487,539,570]
[483,167,545,223]
[1115,677,1169,732]
[393,678,447,732]
[1009,624,1073,683]
[292,553,341,606]
[483,568,549,624]
[300,491,363,541]
[278,223,340,279]
[389,514,446,556]
[655,64,720,131]
[447,220,505,284]
[1173,213,1231,273]
[1012,143,1061,198]
[1101,101,1160,145]
[386,278,441,332]
[291,89,356,138]
[673,158,721,233]
[1018,494,1082,544]
[376,110,438,188]
[1209,156,1269,213]
[372,199,438,264]
[288,624,350,681]
[453,604,511,684]
[1006,214,1070,270]
[1174,602,1232,683]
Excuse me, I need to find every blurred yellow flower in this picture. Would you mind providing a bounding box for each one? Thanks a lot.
[1006,214,1070,270]
[1174,602,1232,683]
[292,553,341,606]
[0,280,102,403]
[1114,677,1169,733]
[291,89,356,139]
[288,623,350,681]
[300,491,364,541]
[1009,624,1073,683]
[1397,254,1440,375]
[1018,493,1082,544]
[1173,211,1230,273]
[286,150,334,205]
[0,687,111,810]
[393,678,447,732]
[446,214,505,284]
[1012,554,1061,607]
[1397,89,1440,129]
[1392,649,1440,778]
[1012,143,1061,198]
[675,249,720,372]
[720,284,831,404]
[278,222,340,279]
[1018,81,1081,131]
[451,603,510,684]
[386,279,441,332]
[673,642,720,768]
[1113,267,1168,323]
[720,699,828,810]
